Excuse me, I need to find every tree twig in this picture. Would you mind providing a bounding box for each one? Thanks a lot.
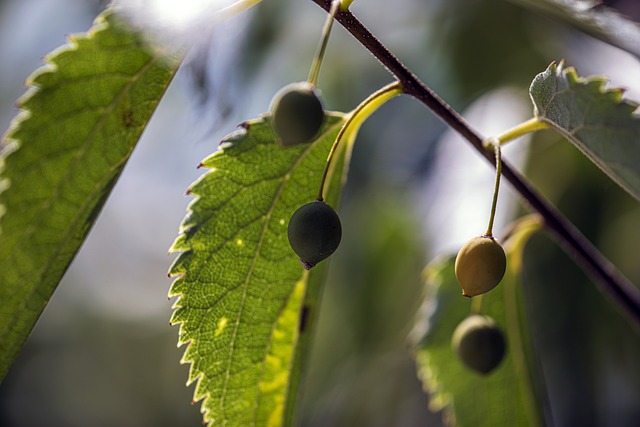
[310,0,640,328]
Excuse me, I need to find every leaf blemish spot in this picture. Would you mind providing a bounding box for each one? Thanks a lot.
[120,108,135,129]
[215,317,228,337]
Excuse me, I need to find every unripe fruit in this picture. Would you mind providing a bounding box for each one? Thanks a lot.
[452,315,506,375]
[455,235,506,297]
[288,200,341,269]
[270,82,325,147]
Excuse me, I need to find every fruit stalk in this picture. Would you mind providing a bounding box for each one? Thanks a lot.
[484,139,502,237]
[317,81,402,201]
[307,0,342,87]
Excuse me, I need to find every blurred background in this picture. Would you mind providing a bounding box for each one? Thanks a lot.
[1,0,640,426]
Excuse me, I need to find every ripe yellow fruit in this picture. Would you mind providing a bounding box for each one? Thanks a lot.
[454,235,506,297]
[452,314,506,375]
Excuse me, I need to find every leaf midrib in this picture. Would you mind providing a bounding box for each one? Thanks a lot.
[193,122,343,426]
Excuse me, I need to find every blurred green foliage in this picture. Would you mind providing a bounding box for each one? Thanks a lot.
[522,128,640,427]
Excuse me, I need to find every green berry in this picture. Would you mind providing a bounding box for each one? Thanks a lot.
[270,82,325,147]
[452,315,506,375]
[287,201,341,269]
[455,235,506,297]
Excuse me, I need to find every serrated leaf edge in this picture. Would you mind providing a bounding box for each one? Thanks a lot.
[166,115,347,426]
[531,60,640,200]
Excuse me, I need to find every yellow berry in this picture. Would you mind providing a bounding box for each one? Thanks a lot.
[455,235,506,297]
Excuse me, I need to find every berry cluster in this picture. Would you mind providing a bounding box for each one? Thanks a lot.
[452,140,508,374]
[268,0,509,374]
[270,80,340,270]
[266,1,344,270]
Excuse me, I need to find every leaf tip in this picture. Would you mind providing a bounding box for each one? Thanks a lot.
[219,127,248,145]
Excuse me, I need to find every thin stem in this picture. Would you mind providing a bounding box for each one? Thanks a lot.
[317,81,403,201]
[490,117,550,146]
[310,0,640,329]
[485,140,502,237]
[307,0,342,87]
[470,294,484,314]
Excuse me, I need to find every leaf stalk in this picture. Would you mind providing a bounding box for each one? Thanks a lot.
[490,117,550,146]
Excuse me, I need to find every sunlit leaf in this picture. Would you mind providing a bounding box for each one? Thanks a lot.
[410,215,547,427]
[530,60,640,201]
[168,78,404,426]
[168,114,351,426]
[0,8,179,380]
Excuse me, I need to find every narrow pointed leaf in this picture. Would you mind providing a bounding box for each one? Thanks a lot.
[0,8,179,380]
[530,61,640,201]
[410,216,546,426]
[168,114,351,427]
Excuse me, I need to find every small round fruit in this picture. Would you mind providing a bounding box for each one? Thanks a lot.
[455,235,506,297]
[270,82,325,147]
[287,201,341,269]
[452,315,506,375]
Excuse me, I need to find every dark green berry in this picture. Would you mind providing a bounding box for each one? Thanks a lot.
[270,82,325,147]
[452,315,506,375]
[455,235,507,297]
[287,200,341,269]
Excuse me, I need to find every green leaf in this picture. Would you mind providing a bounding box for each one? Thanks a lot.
[168,81,403,426]
[530,60,640,201]
[505,0,640,58]
[0,8,179,380]
[168,114,351,426]
[410,215,547,427]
